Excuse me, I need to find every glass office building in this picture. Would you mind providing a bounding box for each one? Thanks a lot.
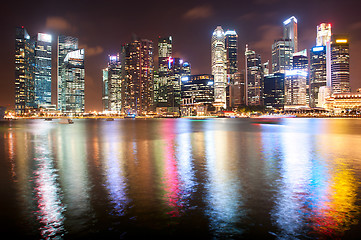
[34,33,52,107]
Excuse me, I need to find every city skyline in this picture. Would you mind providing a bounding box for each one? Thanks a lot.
[2,0,361,111]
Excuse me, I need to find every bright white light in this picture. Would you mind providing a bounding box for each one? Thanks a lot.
[225,30,237,35]
[181,76,189,81]
[109,55,117,61]
[285,69,308,77]
[283,16,298,25]
[38,33,52,43]
[208,81,214,85]
[312,46,325,52]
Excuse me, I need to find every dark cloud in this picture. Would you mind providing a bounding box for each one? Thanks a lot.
[45,16,77,33]
[183,5,214,20]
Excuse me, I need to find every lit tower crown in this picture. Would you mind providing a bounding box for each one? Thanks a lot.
[211,26,227,109]
[283,16,298,53]
[316,23,332,46]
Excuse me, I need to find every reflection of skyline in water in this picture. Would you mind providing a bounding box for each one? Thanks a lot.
[32,122,65,239]
[265,119,361,239]
[204,120,245,237]
[1,118,361,238]
[100,122,129,216]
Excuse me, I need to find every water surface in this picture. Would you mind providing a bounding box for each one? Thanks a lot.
[0,118,361,239]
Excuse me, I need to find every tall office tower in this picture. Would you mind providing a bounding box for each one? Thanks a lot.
[283,16,298,52]
[309,23,332,107]
[229,71,246,108]
[211,26,227,109]
[245,45,263,106]
[58,49,85,113]
[106,55,122,112]
[102,68,109,111]
[272,39,293,74]
[34,33,52,108]
[331,35,350,93]
[285,50,308,106]
[57,35,79,110]
[310,46,327,107]
[157,36,172,107]
[167,58,190,109]
[316,23,332,47]
[225,30,238,75]
[264,73,285,111]
[15,27,36,114]
[121,39,154,115]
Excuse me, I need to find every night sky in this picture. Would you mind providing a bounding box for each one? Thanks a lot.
[2,0,361,111]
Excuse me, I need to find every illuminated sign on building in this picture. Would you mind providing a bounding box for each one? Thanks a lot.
[335,39,348,44]
[312,46,325,52]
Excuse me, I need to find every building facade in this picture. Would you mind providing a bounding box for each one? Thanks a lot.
[229,71,245,108]
[272,39,293,74]
[331,35,350,94]
[180,74,214,116]
[245,45,263,106]
[15,27,36,114]
[156,36,172,107]
[58,49,85,113]
[211,26,227,109]
[310,46,327,107]
[283,16,298,53]
[264,73,285,111]
[106,55,122,112]
[225,30,238,76]
[34,33,52,108]
[102,68,109,111]
[285,50,308,107]
[57,35,79,111]
[121,39,154,115]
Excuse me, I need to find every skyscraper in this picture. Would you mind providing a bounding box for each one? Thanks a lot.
[102,68,109,111]
[15,27,36,114]
[106,55,122,112]
[34,33,52,108]
[285,50,308,107]
[121,38,154,115]
[272,39,293,74]
[310,46,327,107]
[57,35,79,111]
[225,30,238,75]
[58,49,85,113]
[245,45,263,106]
[156,36,172,108]
[167,58,190,109]
[283,16,298,53]
[331,35,350,94]
[211,26,227,109]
